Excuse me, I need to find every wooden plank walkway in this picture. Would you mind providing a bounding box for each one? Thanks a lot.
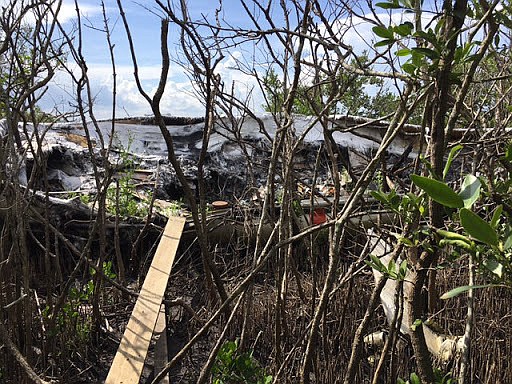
[153,306,170,384]
[106,217,186,384]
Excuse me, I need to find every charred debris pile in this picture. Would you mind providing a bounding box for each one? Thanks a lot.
[26,115,420,207]
[5,114,421,270]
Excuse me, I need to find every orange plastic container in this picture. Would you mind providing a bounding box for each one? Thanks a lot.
[212,200,229,210]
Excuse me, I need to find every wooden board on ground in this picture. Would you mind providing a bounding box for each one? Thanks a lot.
[153,305,169,384]
[105,216,185,384]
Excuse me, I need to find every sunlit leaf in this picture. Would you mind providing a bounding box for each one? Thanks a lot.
[490,205,503,229]
[439,238,474,251]
[411,174,464,208]
[399,260,407,279]
[437,229,473,250]
[459,174,481,208]
[396,48,411,57]
[388,259,396,275]
[366,254,387,274]
[399,236,414,246]
[443,144,463,179]
[441,284,494,299]
[437,229,471,242]
[483,259,503,278]
[410,373,421,384]
[375,1,401,9]
[411,319,422,331]
[460,208,499,247]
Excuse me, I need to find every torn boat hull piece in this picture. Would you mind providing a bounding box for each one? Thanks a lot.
[366,230,463,363]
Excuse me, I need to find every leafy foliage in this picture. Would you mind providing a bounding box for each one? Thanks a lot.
[262,55,399,118]
[106,137,152,217]
[372,141,512,300]
[410,175,464,209]
[42,261,117,354]
[366,253,408,281]
[212,340,272,384]
[0,25,60,120]
[398,368,455,384]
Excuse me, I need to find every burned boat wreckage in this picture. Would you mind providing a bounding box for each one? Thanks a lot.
[2,113,423,259]
[8,114,421,210]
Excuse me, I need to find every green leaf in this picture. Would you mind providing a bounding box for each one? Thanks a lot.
[372,25,394,39]
[411,49,425,67]
[388,258,396,272]
[411,47,440,60]
[440,284,494,299]
[396,48,412,57]
[459,174,481,208]
[504,232,512,250]
[370,190,389,206]
[366,254,387,274]
[398,236,414,246]
[439,238,474,251]
[460,208,499,247]
[483,259,503,278]
[375,1,401,9]
[437,229,471,243]
[394,22,413,36]
[411,174,464,208]
[401,63,416,75]
[437,228,474,250]
[411,319,422,331]
[443,144,463,179]
[387,259,398,279]
[374,39,396,47]
[490,205,503,229]
[399,260,408,279]
[410,373,421,384]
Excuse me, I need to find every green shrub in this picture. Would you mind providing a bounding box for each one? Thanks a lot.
[212,340,272,384]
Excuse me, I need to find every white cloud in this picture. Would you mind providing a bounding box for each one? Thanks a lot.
[39,60,208,119]
[0,0,102,26]
[58,1,103,24]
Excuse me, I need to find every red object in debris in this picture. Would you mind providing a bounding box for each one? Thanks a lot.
[311,207,327,225]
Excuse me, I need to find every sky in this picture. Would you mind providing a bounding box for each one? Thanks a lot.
[34,0,290,119]
[42,0,221,118]
[7,0,450,120]
[34,0,393,120]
